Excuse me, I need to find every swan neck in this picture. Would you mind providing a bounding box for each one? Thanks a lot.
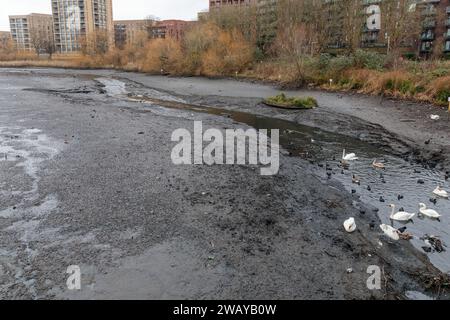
[390,205,395,218]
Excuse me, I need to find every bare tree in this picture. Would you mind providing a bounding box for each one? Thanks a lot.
[272,22,315,85]
[0,34,14,58]
[340,0,365,53]
[275,0,328,55]
[207,4,258,44]
[380,0,421,60]
[30,29,56,58]
[80,30,109,56]
[94,30,109,55]
[430,7,447,59]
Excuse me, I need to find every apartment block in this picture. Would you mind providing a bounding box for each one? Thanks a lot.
[151,20,195,41]
[51,0,114,53]
[324,0,449,56]
[209,0,257,10]
[417,0,450,56]
[114,20,148,48]
[9,13,53,51]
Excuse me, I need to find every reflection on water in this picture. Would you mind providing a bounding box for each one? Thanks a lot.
[128,95,450,273]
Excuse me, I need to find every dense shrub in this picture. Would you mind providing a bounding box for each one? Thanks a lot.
[353,50,386,70]
[138,38,183,74]
[201,29,254,76]
[326,55,355,79]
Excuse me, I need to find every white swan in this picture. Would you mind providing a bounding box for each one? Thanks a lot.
[343,217,356,233]
[419,203,441,219]
[380,224,400,241]
[433,186,449,198]
[388,204,415,222]
[342,149,358,161]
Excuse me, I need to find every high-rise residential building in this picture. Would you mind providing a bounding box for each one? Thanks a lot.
[51,0,114,53]
[114,20,149,48]
[9,13,53,51]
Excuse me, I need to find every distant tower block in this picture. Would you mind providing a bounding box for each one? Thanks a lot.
[51,0,114,53]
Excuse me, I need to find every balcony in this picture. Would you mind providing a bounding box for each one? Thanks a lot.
[421,33,435,40]
[423,20,436,28]
[445,41,450,52]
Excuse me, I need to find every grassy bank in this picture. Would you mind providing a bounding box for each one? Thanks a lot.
[244,53,450,106]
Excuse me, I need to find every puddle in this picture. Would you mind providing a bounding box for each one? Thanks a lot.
[127,94,450,273]
[96,78,127,96]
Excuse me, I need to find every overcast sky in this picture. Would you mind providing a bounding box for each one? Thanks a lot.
[0,0,209,31]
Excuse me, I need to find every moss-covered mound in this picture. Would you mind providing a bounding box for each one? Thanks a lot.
[264,93,318,109]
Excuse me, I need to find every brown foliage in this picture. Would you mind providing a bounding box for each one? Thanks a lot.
[201,28,254,76]
[138,38,183,74]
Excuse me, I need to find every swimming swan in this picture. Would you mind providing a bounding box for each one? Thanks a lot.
[342,149,358,161]
[388,204,415,222]
[419,203,441,219]
[433,186,448,199]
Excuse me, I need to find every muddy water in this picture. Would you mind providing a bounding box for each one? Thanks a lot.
[122,91,450,273]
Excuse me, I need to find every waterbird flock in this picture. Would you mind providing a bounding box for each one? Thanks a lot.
[339,149,447,252]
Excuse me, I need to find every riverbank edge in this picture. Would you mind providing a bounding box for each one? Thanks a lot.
[0,62,448,107]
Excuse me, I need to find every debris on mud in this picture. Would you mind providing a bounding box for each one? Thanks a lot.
[421,235,447,253]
